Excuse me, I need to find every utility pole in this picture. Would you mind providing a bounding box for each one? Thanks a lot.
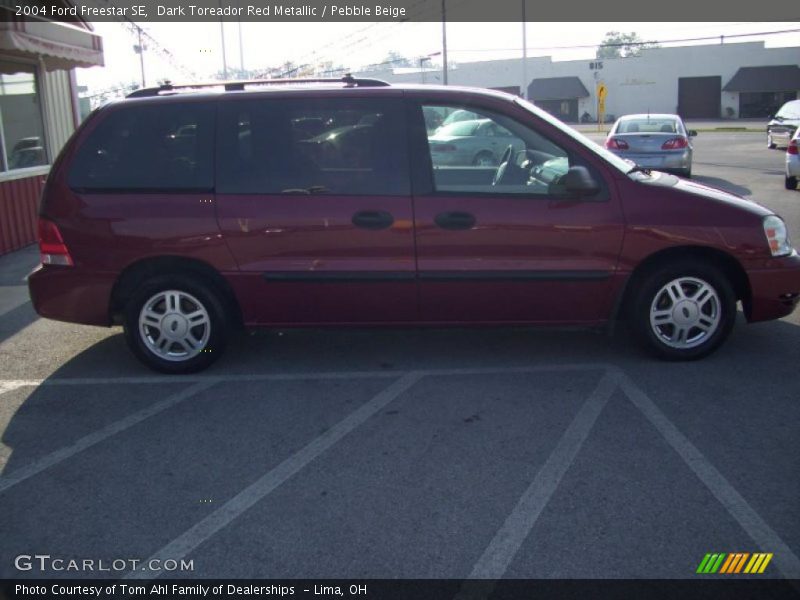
[441,0,448,84]
[521,1,527,99]
[420,56,430,84]
[238,22,245,76]
[220,21,229,79]
[236,0,245,76]
[135,27,146,87]
[219,0,229,80]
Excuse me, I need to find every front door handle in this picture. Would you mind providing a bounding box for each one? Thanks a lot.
[434,211,476,230]
[352,210,394,230]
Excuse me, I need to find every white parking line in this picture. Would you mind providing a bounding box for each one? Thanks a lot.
[0,363,609,397]
[0,380,218,495]
[619,375,800,580]
[0,366,606,399]
[125,371,423,580]
[463,370,620,585]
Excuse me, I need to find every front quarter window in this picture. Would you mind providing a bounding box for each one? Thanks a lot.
[514,97,633,175]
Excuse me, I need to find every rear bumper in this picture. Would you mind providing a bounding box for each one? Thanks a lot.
[745,252,800,322]
[611,150,690,171]
[28,265,116,326]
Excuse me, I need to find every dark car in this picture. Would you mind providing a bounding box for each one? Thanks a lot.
[29,76,800,373]
[767,99,800,149]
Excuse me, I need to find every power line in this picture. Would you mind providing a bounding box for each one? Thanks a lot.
[444,27,800,54]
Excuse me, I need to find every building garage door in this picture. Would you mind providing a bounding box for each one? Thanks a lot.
[678,76,721,119]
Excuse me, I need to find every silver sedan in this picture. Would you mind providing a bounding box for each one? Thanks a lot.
[605,114,696,178]
[428,119,525,167]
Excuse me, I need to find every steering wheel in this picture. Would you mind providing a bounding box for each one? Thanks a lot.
[493,144,527,187]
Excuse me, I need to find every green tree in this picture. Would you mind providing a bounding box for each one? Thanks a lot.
[596,31,660,59]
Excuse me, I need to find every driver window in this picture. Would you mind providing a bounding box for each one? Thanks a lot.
[423,104,572,196]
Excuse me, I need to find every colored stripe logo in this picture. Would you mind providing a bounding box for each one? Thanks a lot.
[696,552,773,574]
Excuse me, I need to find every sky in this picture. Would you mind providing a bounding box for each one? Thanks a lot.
[75,21,800,99]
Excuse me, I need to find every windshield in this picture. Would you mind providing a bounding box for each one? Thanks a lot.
[616,117,680,134]
[776,100,800,119]
[514,97,632,174]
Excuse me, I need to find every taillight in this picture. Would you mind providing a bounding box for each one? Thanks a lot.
[605,138,629,150]
[431,144,457,152]
[38,218,73,266]
[662,137,689,150]
[788,139,798,155]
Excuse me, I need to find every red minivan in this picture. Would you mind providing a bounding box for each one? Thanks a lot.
[28,77,800,373]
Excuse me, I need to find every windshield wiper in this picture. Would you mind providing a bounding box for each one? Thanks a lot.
[627,165,652,176]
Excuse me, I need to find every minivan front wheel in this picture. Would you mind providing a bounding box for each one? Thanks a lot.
[631,262,736,360]
[124,275,228,373]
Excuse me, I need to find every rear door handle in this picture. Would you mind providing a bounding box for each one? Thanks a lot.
[434,211,476,230]
[352,210,394,230]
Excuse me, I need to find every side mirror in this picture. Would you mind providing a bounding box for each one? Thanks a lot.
[563,166,600,197]
[688,130,698,137]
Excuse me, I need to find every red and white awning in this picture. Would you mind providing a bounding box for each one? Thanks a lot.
[0,18,103,70]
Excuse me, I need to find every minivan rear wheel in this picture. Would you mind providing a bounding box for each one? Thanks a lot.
[123,275,228,373]
[630,261,736,360]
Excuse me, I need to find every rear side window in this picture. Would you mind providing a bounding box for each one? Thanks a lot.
[216,97,409,195]
[68,102,214,192]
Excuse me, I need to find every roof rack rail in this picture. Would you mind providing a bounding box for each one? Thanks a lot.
[126,74,390,98]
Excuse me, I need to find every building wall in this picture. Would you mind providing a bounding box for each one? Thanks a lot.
[0,59,77,256]
[358,42,800,120]
[40,67,76,162]
[0,174,45,256]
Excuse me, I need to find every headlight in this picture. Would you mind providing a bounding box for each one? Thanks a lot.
[763,215,793,257]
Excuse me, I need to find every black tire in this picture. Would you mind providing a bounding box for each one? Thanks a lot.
[123,274,229,374]
[679,167,692,179]
[629,261,736,361]
[786,175,798,190]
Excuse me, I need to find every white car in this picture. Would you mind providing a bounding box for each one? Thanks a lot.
[787,127,799,190]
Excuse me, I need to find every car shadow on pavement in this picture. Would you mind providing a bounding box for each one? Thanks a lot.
[691,175,751,197]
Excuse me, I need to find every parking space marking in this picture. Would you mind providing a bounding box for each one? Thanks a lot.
[0,365,608,400]
[464,370,620,584]
[125,372,423,580]
[0,380,218,495]
[0,363,610,397]
[618,375,800,580]
[0,381,37,397]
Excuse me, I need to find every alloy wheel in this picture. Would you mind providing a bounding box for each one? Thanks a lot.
[138,290,211,361]
[649,277,721,349]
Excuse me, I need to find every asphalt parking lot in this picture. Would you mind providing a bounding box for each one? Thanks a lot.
[0,132,798,582]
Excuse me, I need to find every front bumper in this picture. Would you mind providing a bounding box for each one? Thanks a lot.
[745,252,800,322]
[28,265,116,326]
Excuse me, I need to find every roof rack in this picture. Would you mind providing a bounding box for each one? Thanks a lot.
[126,74,390,98]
